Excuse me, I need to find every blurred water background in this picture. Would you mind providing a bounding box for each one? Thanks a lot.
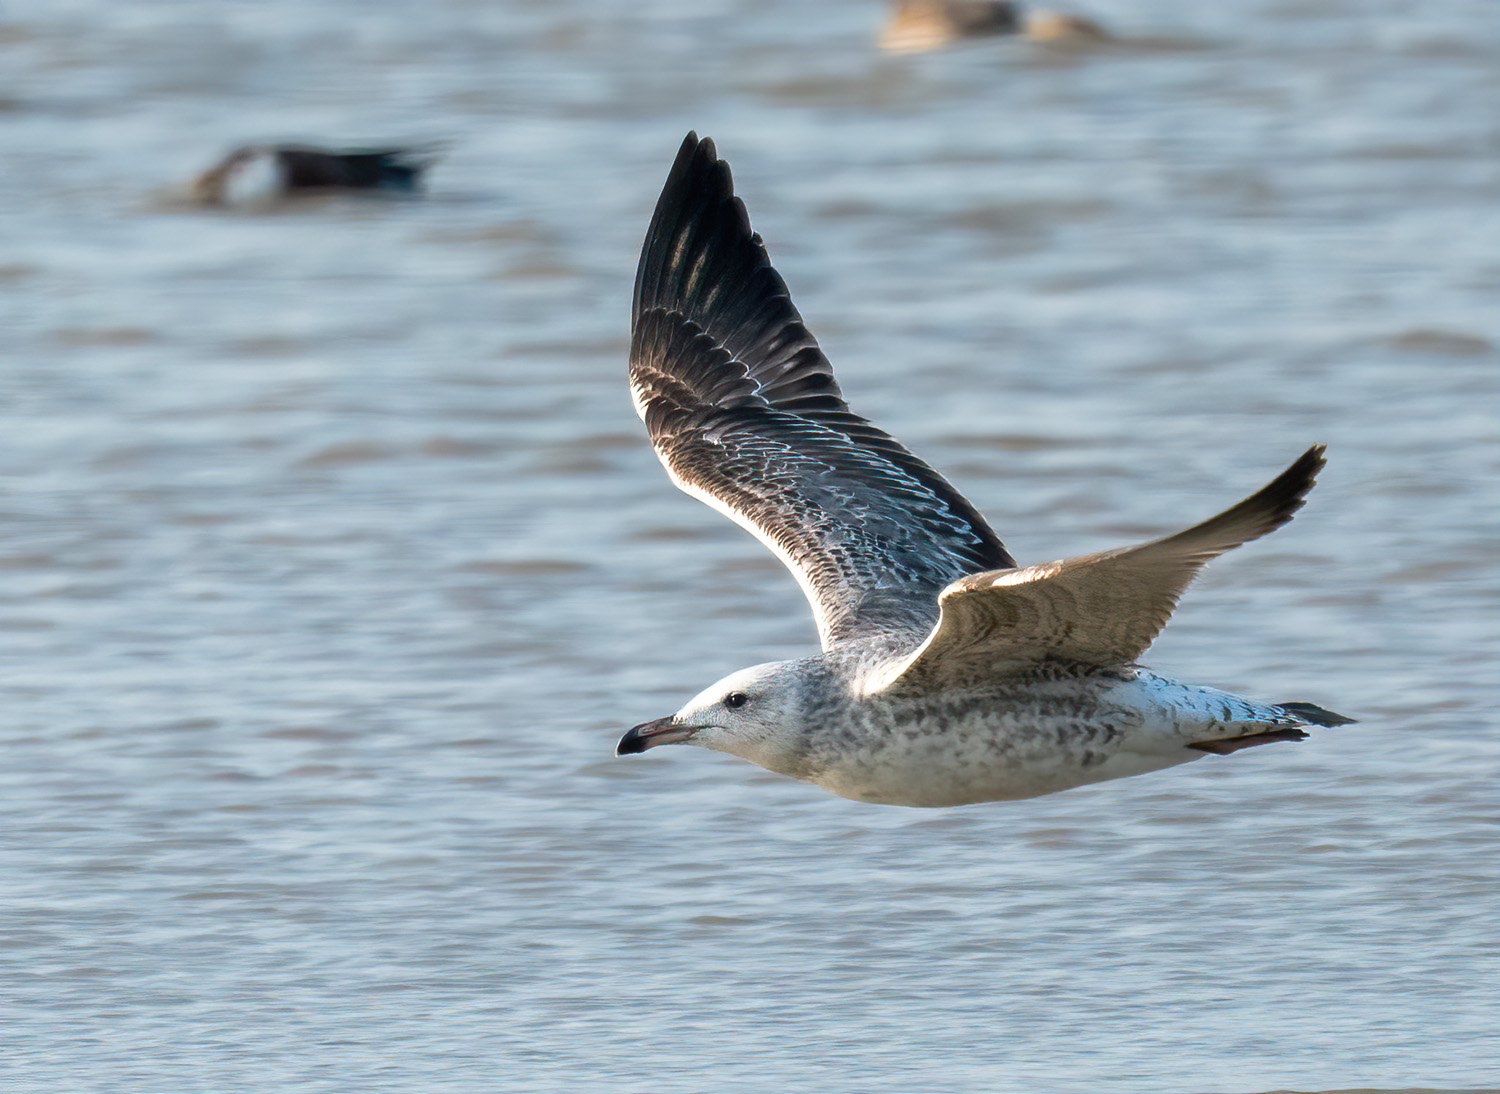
[2,0,1497,1091]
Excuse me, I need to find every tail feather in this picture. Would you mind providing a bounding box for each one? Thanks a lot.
[1187,701,1354,756]
[1277,701,1357,727]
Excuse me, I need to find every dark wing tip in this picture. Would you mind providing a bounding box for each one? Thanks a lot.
[675,130,709,176]
[1197,443,1328,544]
[1251,443,1328,530]
[1280,442,1328,494]
[656,131,718,224]
[632,131,733,329]
[1134,443,1328,570]
[630,132,844,416]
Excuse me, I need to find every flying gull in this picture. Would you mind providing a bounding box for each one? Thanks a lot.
[191,144,441,207]
[617,133,1352,807]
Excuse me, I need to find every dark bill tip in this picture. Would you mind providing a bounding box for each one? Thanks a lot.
[616,716,693,756]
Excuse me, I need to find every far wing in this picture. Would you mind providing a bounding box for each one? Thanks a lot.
[632,134,1015,649]
[874,446,1326,692]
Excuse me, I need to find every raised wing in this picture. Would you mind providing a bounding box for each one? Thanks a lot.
[873,446,1326,692]
[631,133,1015,649]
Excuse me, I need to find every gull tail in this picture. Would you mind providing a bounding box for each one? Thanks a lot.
[1276,701,1357,727]
[1187,701,1355,755]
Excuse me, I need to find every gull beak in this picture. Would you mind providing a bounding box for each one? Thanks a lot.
[616,716,695,756]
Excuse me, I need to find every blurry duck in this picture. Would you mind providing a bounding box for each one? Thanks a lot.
[190,143,442,207]
[879,0,1107,53]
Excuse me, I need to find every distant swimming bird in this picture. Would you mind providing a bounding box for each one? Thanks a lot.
[190,144,441,206]
[616,134,1352,807]
[879,0,1107,53]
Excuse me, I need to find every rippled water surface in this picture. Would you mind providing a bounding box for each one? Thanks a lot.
[3,1,1497,1091]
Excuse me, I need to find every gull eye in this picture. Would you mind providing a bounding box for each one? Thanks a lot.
[723,692,749,710]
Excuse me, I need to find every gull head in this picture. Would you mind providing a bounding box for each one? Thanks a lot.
[617,660,813,776]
